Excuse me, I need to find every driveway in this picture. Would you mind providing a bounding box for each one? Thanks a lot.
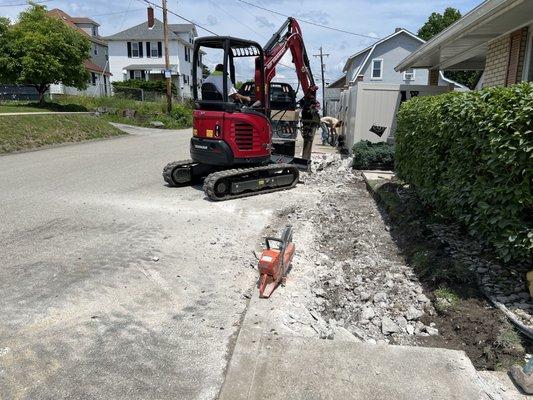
[0,125,277,399]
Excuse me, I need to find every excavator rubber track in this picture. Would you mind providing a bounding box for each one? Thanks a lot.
[162,159,196,186]
[203,163,299,201]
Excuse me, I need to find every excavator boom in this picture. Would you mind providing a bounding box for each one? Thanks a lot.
[260,18,320,159]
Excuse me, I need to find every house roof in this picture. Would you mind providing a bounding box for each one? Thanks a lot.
[326,75,347,88]
[84,60,111,76]
[343,29,424,82]
[71,16,99,26]
[396,0,533,71]
[48,9,107,46]
[104,19,196,42]
[343,29,423,74]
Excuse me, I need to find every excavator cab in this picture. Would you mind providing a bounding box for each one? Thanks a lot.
[191,37,272,167]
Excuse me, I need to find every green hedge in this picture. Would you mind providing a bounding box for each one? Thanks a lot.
[112,79,177,95]
[352,140,395,170]
[395,83,533,263]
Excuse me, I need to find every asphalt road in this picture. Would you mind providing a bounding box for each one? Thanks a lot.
[0,125,277,400]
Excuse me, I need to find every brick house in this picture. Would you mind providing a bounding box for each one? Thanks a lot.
[396,0,533,89]
[48,9,111,96]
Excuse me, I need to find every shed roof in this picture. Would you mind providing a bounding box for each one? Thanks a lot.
[326,75,346,88]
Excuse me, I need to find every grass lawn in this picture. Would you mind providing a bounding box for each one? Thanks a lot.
[0,114,125,154]
[0,104,44,113]
[0,97,193,129]
[0,102,87,114]
[55,96,192,129]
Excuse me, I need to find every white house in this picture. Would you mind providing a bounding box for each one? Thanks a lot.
[48,9,111,97]
[335,28,466,147]
[104,16,199,99]
[342,28,464,90]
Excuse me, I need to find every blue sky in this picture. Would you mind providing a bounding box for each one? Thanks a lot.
[2,0,481,84]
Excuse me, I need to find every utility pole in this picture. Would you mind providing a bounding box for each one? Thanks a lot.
[162,0,172,114]
[313,46,329,117]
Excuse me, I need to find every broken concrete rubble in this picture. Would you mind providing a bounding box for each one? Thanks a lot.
[260,153,437,345]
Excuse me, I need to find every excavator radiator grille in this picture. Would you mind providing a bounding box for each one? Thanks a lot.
[233,122,255,151]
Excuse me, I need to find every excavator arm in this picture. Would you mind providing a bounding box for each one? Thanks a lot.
[257,18,321,159]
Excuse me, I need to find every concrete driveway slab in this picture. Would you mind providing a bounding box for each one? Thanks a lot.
[0,127,281,400]
[220,302,492,400]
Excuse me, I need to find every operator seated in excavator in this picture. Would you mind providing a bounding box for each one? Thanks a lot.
[202,64,251,104]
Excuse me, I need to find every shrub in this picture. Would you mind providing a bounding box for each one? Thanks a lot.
[352,140,395,170]
[112,79,177,96]
[54,95,193,129]
[395,83,533,264]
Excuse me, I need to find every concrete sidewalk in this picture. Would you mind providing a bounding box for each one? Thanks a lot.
[219,295,494,400]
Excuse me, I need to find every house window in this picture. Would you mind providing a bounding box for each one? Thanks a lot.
[403,68,415,81]
[185,47,191,62]
[131,42,139,58]
[150,42,159,58]
[371,59,383,80]
[91,72,97,86]
[93,43,98,56]
[133,70,142,80]
[92,26,98,37]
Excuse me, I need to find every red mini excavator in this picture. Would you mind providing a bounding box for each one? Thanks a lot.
[163,18,320,201]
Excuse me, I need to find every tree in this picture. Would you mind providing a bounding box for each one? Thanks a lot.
[418,7,482,89]
[418,7,461,41]
[0,17,13,86]
[1,4,91,105]
[202,65,211,79]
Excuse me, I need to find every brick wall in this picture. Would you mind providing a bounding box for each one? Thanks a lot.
[427,69,439,86]
[513,27,529,84]
[483,36,510,87]
[484,27,529,88]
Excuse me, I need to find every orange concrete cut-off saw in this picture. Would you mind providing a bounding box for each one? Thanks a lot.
[257,226,295,298]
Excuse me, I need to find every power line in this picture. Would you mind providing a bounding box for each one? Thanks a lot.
[0,0,52,7]
[236,0,381,40]
[137,0,219,36]
[92,8,145,18]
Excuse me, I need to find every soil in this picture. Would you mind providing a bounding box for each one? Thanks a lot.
[373,181,531,370]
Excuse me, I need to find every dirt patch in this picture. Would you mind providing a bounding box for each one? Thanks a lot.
[373,181,531,370]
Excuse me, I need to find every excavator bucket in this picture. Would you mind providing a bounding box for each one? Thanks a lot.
[291,157,310,171]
